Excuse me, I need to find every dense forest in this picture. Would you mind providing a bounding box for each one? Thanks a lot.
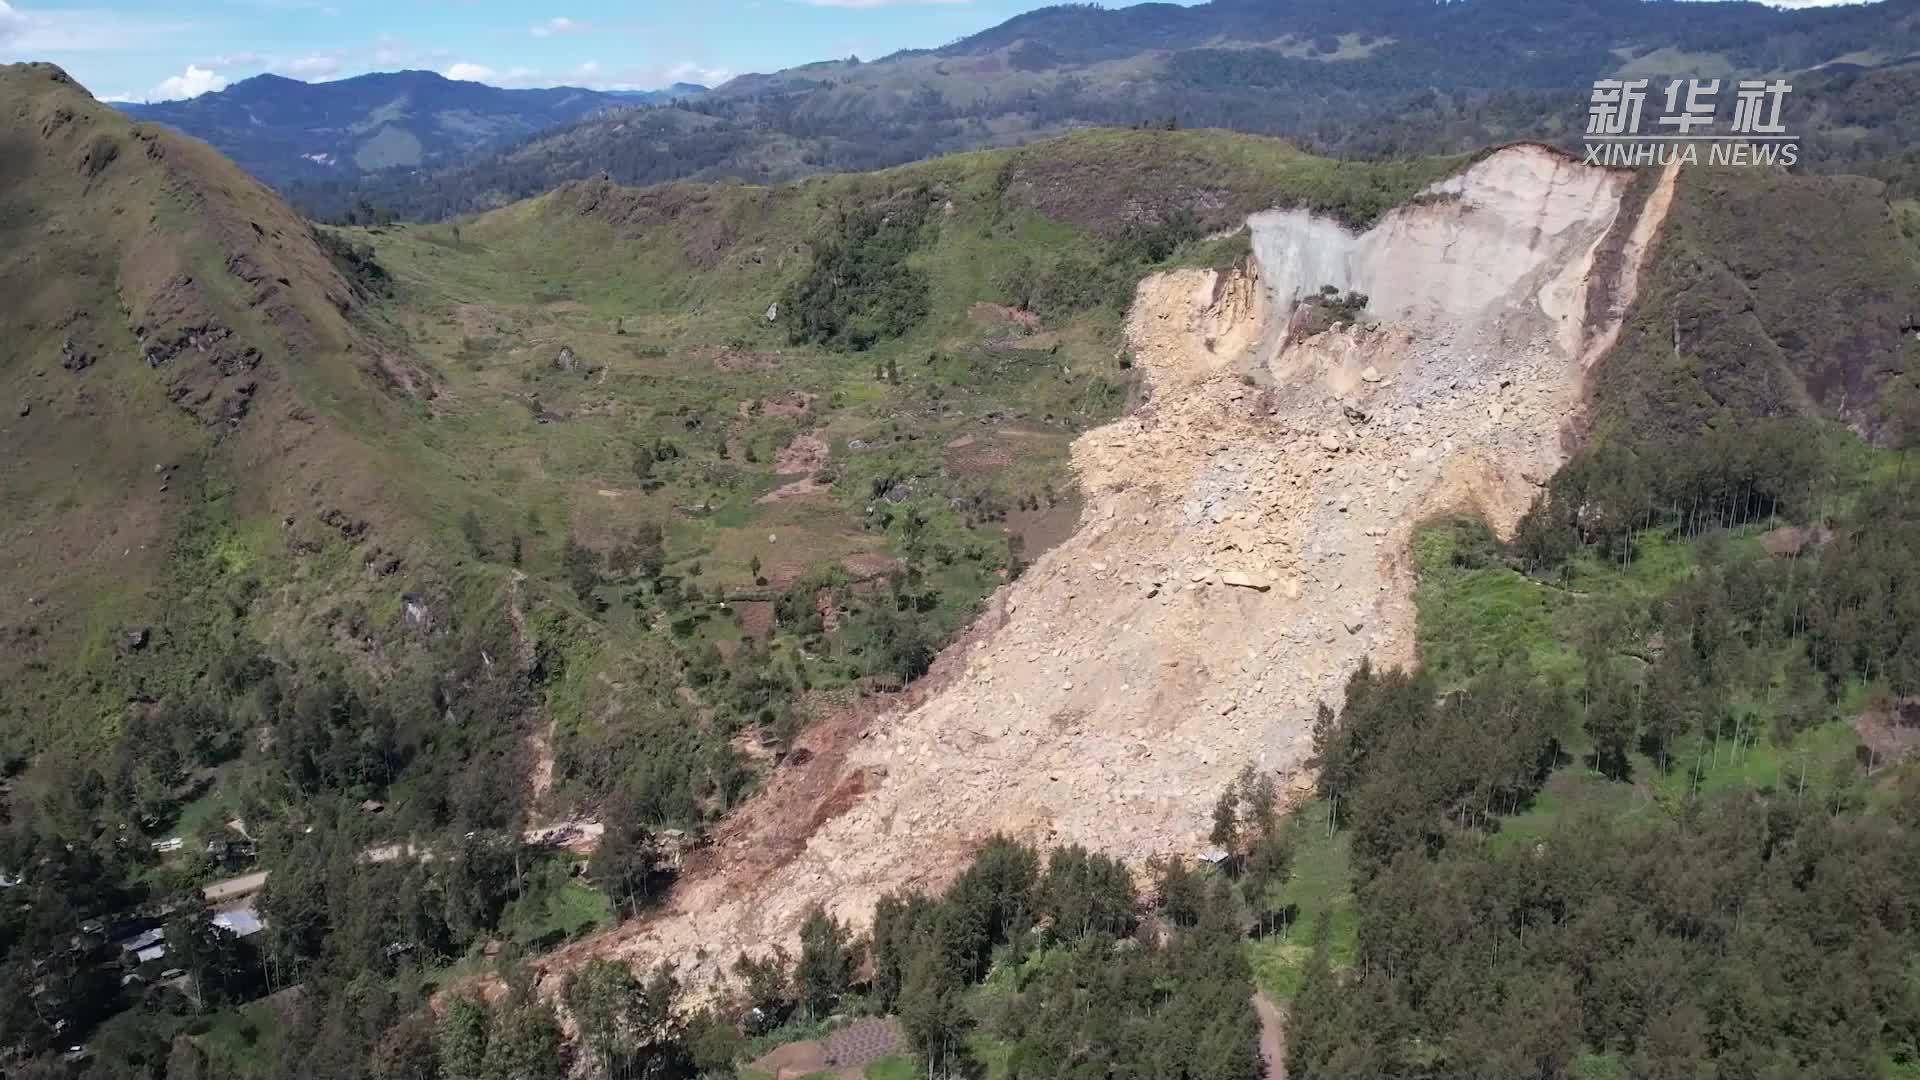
[1288,451,1920,1075]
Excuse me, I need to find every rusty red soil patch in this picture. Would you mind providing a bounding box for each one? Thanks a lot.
[807,768,877,837]
[841,552,902,579]
[757,475,832,504]
[714,347,783,372]
[749,1039,829,1080]
[505,589,1030,1002]
[775,433,829,475]
[816,587,843,632]
[689,593,1018,900]
[736,599,774,640]
[1856,695,1920,767]
[739,390,817,418]
[968,300,1041,329]
[760,560,808,590]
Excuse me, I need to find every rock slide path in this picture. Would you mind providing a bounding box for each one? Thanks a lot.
[531,147,1678,998]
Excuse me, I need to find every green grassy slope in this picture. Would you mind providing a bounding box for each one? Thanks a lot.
[0,62,451,756]
[328,128,1462,814]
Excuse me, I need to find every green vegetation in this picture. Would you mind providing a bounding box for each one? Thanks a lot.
[782,198,935,350]
[1243,808,1357,1002]
[1283,421,1920,1075]
[735,836,1259,1080]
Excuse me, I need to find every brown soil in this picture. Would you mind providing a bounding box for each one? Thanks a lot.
[735,600,775,641]
[774,433,830,475]
[1254,991,1287,1080]
[825,1017,903,1069]
[1855,696,1920,768]
[714,347,784,372]
[1005,496,1084,562]
[944,433,1015,474]
[757,475,832,504]
[968,301,1041,330]
[841,553,902,579]
[740,391,817,418]
[456,302,504,338]
[1760,523,1834,558]
[749,1039,828,1080]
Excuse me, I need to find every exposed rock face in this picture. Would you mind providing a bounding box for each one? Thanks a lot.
[538,145,1680,993]
[1249,147,1663,361]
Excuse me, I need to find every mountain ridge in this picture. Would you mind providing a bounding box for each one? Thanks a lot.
[286,0,1920,222]
[114,68,705,189]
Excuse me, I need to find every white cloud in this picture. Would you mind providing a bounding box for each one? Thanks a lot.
[281,54,341,79]
[0,0,190,52]
[554,60,730,91]
[151,64,226,100]
[0,1,28,42]
[441,63,547,87]
[663,61,730,86]
[530,16,583,37]
[443,62,495,82]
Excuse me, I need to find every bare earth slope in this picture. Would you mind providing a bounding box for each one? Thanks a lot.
[535,145,1679,990]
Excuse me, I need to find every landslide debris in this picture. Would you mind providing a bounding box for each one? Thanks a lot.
[532,145,1679,992]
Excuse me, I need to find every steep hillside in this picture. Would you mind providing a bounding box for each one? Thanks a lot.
[519,144,1677,990]
[314,128,1468,830]
[118,70,677,188]
[298,0,1920,221]
[2,94,1499,1070]
[0,61,436,750]
[10,49,1920,1076]
[498,140,1918,1003]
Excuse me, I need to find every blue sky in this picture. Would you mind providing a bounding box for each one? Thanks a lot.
[0,0,1872,103]
[0,0,1114,101]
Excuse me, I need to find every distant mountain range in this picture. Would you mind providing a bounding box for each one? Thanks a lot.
[109,0,1920,222]
[274,0,1920,222]
[115,70,706,187]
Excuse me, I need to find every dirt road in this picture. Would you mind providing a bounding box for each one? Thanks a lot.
[201,870,268,904]
[1254,991,1286,1080]
[195,819,603,904]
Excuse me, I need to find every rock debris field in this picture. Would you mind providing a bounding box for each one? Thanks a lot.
[540,146,1679,992]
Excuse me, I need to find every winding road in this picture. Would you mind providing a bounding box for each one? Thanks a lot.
[197,819,603,904]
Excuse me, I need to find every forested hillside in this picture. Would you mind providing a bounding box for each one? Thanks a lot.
[1274,164,1920,1075]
